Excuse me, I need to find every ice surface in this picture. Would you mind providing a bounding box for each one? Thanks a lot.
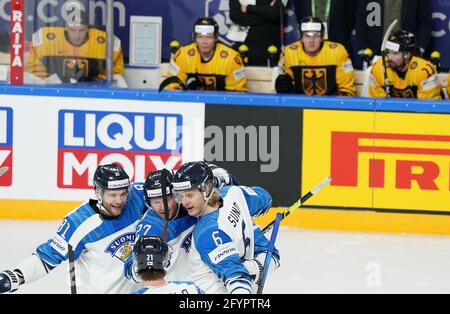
[1,220,450,294]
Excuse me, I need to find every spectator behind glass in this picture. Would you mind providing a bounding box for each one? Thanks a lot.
[292,0,357,52]
[355,0,432,60]
[228,0,284,66]
[25,8,126,86]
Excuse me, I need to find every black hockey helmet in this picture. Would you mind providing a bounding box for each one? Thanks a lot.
[193,17,219,36]
[143,169,174,205]
[386,30,416,53]
[300,16,324,38]
[134,236,170,272]
[93,164,130,191]
[172,161,214,193]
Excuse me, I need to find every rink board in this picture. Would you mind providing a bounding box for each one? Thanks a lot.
[1,86,450,235]
[302,109,450,213]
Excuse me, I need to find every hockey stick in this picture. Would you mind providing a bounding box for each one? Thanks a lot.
[257,212,282,294]
[380,19,398,98]
[0,166,9,177]
[261,176,332,234]
[68,244,77,294]
[160,168,171,241]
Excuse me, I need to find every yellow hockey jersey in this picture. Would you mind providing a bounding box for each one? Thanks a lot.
[166,42,247,92]
[283,41,356,96]
[447,72,450,99]
[369,56,442,100]
[25,26,124,82]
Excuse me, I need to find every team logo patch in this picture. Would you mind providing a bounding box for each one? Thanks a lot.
[46,33,56,40]
[302,68,328,96]
[97,36,106,44]
[410,62,418,70]
[290,44,298,50]
[220,51,229,59]
[105,232,135,262]
[188,48,196,57]
[329,43,338,49]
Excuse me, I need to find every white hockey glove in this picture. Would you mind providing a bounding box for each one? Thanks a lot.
[243,258,264,290]
[0,270,23,293]
[208,163,232,189]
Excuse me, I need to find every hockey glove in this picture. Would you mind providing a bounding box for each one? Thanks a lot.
[243,259,264,287]
[275,74,293,94]
[185,76,204,90]
[0,270,23,293]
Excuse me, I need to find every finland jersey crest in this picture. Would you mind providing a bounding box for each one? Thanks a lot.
[105,232,135,262]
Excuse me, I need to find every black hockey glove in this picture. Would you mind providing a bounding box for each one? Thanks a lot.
[275,74,293,94]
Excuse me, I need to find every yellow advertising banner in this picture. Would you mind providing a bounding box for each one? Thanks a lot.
[302,109,450,212]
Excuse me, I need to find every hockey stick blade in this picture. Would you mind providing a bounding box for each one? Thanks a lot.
[381,19,398,52]
[0,166,9,177]
[262,176,332,234]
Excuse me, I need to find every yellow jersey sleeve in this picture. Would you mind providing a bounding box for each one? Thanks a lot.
[165,48,188,90]
[414,60,441,100]
[446,72,450,99]
[224,51,247,92]
[333,44,356,96]
[368,58,388,98]
[25,28,49,78]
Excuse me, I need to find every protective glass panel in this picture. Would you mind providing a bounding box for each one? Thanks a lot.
[3,0,125,87]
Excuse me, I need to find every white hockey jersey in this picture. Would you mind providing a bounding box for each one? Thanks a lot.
[188,185,278,294]
[17,183,146,294]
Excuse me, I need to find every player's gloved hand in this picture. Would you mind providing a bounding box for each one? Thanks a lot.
[208,163,232,189]
[243,259,264,287]
[275,74,293,93]
[0,270,22,293]
[185,76,204,90]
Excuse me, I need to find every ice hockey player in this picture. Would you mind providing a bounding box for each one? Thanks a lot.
[369,30,442,100]
[125,164,239,283]
[0,164,145,294]
[124,169,197,283]
[172,161,280,294]
[160,17,247,92]
[132,236,204,294]
[275,16,356,96]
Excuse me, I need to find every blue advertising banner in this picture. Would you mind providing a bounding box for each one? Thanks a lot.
[0,0,449,68]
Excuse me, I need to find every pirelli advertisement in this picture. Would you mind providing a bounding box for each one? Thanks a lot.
[302,109,450,213]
